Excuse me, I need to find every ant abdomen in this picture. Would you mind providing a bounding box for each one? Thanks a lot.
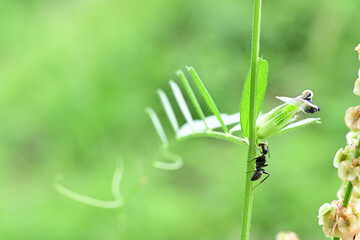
[251,171,262,181]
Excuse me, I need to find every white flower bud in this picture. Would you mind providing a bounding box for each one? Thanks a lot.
[334,148,346,168]
[346,131,360,145]
[276,96,320,114]
[356,44,360,61]
[338,161,357,181]
[354,78,360,96]
[345,106,360,131]
[338,158,360,186]
[334,144,357,169]
[318,200,360,239]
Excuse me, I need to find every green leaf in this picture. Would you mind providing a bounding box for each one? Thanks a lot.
[278,118,321,134]
[146,107,168,146]
[169,80,194,129]
[177,113,239,137]
[186,66,228,133]
[256,59,268,116]
[240,58,268,138]
[176,69,208,129]
[157,89,179,133]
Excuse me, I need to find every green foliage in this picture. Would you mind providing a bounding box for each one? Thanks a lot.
[157,89,180,133]
[147,68,246,171]
[187,66,229,133]
[148,65,320,167]
[146,107,169,146]
[240,58,268,138]
[169,80,194,129]
[277,118,321,135]
[176,70,208,129]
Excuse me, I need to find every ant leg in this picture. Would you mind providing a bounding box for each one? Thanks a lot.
[247,157,257,162]
[247,155,259,162]
[252,172,270,190]
[256,146,264,155]
[248,154,264,163]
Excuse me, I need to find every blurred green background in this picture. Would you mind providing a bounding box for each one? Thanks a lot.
[0,0,359,239]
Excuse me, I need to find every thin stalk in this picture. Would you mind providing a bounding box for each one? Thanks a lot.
[343,181,354,207]
[333,139,360,240]
[240,0,262,238]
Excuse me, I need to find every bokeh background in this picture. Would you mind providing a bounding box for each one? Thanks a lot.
[0,0,359,239]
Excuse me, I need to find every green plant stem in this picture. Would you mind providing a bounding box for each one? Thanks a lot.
[343,181,354,208]
[342,137,360,208]
[240,0,262,238]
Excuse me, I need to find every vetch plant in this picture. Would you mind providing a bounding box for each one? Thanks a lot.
[147,67,321,170]
[318,44,360,240]
[146,67,320,240]
[55,0,322,239]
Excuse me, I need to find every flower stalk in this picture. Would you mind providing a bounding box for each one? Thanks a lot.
[240,0,262,238]
[343,182,355,208]
[333,138,359,240]
[318,44,360,240]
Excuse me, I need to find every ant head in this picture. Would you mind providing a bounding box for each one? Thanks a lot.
[258,142,269,154]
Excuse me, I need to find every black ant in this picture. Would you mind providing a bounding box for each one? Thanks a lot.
[250,143,270,189]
